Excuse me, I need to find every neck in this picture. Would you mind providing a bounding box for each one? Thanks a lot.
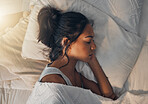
[50,55,78,76]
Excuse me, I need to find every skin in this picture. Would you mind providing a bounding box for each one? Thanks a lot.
[41,24,117,100]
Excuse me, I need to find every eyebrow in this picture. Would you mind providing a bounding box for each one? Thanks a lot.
[85,35,94,38]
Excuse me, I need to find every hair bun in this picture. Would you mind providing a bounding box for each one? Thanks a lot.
[37,6,62,48]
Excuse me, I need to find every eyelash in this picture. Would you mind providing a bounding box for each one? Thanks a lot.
[86,40,94,44]
[86,41,91,44]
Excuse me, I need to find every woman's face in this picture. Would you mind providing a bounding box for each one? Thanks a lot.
[68,24,96,62]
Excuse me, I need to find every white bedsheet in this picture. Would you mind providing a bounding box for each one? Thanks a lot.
[0,65,32,104]
[27,82,148,104]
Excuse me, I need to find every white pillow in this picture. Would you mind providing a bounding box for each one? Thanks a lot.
[123,41,148,94]
[0,16,47,89]
[137,0,148,41]
[22,0,144,92]
[123,0,148,94]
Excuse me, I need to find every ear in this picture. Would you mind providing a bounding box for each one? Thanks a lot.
[61,37,70,46]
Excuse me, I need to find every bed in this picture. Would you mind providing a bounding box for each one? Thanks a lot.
[0,0,148,104]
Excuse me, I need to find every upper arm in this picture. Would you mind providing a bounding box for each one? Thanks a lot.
[82,75,101,95]
[41,74,67,85]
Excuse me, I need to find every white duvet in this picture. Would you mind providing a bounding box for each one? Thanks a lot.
[27,82,148,104]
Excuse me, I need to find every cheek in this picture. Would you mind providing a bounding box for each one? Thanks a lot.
[79,46,89,55]
[70,44,90,59]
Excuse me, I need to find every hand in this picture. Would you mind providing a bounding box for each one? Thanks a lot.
[87,53,98,66]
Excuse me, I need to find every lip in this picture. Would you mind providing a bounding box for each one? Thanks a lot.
[89,53,93,56]
[89,54,93,56]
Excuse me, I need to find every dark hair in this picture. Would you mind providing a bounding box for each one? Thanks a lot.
[37,6,90,68]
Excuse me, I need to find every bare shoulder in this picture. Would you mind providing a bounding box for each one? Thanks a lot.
[41,74,67,85]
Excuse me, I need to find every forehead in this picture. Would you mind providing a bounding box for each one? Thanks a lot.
[80,24,94,38]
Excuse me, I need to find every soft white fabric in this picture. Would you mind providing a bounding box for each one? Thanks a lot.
[0,0,30,16]
[122,0,148,94]
[0,65,32,104]
[0,87,31,104]
[22,0,144,92]
[0,88,31,104]
[0,65,30,90]
[0,15,48,89]
[0,65,19,81]
[137,0,148,40]
[27,82,148,104]
[123,41,148,93]
[29,0,38,7]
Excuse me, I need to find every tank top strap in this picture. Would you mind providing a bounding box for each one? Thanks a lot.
[38,65,73,86]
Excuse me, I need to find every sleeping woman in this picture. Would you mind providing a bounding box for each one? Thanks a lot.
[28,5,117,102]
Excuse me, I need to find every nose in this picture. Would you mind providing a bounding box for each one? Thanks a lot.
[91,41,96,50]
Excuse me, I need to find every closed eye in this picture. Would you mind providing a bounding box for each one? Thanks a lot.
[86,41,91,44]
[86,39,93,44]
